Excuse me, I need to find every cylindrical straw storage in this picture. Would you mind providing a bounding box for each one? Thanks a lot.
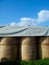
[21,37,36,61]
[0,37,18,62]
[39,37,49,59]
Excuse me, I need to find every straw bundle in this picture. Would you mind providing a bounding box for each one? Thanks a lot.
[21,37,36,61]
[0,37,18,62]
[39,37,49,59]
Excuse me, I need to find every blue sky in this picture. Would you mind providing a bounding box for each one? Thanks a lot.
[0,0,49,26]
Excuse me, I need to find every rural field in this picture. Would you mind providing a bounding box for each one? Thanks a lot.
[0,58,49,65]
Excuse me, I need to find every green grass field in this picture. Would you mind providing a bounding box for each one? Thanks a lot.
[20,58,49,65]
[0,58,49,65]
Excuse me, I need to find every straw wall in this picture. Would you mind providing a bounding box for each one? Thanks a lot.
[0,37,18,62]
[39,37,49,59]
[20,37,36,61]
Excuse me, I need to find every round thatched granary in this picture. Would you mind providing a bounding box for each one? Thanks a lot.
[0,37,18,62]
[39,37,49,59]
[20,37,36,61]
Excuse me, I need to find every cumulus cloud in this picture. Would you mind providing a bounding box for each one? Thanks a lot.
[10,22,17,26]
[10,10,49,26]
[16,17,36,26]
[37,10,49,22]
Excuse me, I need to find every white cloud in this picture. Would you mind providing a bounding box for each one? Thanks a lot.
[37,10,49,22]
[10,22,17,26]
[16,17,36,26]
[10,10,49,26]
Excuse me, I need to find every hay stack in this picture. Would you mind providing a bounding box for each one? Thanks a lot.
[0,37,18,62]
[21,37,36,61]
[39,37,49,59]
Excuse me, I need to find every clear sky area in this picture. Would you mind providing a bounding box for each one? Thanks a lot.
[0,0,49,26]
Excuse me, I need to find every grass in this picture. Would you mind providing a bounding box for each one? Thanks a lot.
[0,58,49,65]
[21,58,49,65]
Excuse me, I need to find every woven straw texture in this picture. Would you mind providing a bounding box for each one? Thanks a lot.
[21,37,36,61]
[39,37,49,59]
[0,37,18,62]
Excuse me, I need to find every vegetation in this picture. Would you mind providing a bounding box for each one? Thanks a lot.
[0,58,49,65]
[21,58,49,65]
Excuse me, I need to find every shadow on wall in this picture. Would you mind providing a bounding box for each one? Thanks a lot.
[0,37,3,41]
[17,37,22,60]
[36,36,42,59]
[1,57,21,64]
[1,57,9,62]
